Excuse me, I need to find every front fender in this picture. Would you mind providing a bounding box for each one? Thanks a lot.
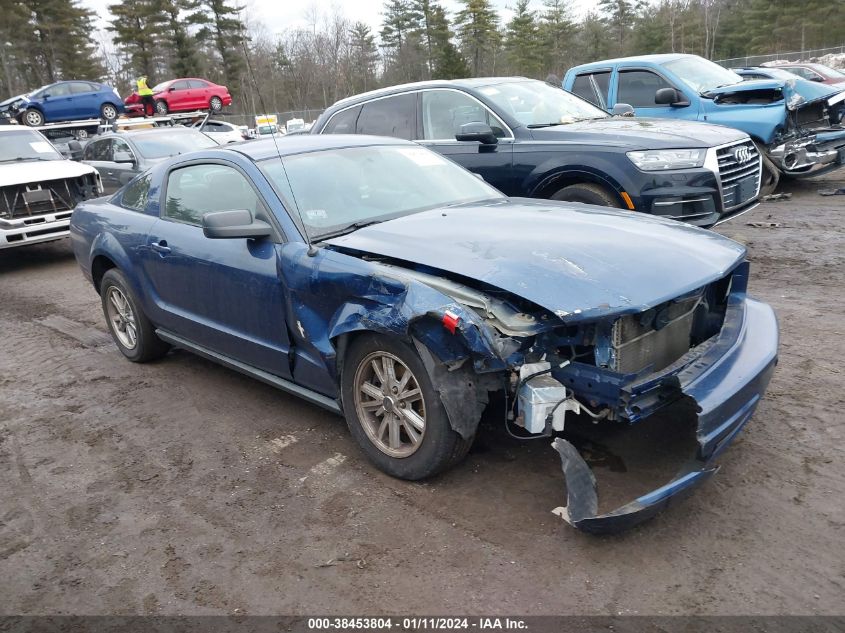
[524,159,627,200]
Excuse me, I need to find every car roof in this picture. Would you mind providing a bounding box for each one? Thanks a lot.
[226,134,414,161]
[571,53,693,71]
[326,77,533,110]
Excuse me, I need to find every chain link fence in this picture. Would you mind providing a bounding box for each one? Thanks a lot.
[715,45,845,68]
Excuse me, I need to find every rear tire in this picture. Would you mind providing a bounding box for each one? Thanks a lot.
[155,99,169,115]
[100,103,118,121]
[209,96,223,112]
[23,108,44,127]
[550,182,622,208]
[341,333,471,480]
[100,269,169,363]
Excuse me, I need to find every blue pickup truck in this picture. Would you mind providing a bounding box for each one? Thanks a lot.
[564,54,845,193]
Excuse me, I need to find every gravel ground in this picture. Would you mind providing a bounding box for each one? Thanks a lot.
[1,175,843,616]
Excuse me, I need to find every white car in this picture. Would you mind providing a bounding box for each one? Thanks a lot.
[0,126,102,249]
[191,119,245,144]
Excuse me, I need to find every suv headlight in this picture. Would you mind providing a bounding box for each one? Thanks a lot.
[627,148,706,171]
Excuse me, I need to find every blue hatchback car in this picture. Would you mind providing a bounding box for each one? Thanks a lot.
[69,135,778,534]
[15,80,124,126]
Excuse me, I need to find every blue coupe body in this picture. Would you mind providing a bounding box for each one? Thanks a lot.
[70,135,778,533]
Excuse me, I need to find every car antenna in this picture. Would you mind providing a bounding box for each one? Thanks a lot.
[241,41,318,257]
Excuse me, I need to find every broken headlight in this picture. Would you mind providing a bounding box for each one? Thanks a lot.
[627,148,706,171]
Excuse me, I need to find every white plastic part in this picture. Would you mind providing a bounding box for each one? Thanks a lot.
[517,361,579,433]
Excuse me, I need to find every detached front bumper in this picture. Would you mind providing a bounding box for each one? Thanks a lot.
[0,213,73,249]
[553,296,778,534]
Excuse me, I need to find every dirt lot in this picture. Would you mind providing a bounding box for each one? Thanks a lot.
[1,175,844,616]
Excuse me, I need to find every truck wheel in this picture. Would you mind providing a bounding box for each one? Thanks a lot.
[100,269,169,363]
[100,103,118,121]
[341,333,471,480]
[209,96,223,112]
[23,108,44,127]
[155,100,169,115]
[551,183,622,208]
[756,142,780,197]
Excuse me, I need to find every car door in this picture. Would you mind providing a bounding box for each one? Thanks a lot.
[82,138,119,192]
[140,161,292,378]
[416,89,515,195]
[615,68,700,120]
[167,80,191,111]
[68,82,98,119]
[188,80,210,109]
[40,83,73,121]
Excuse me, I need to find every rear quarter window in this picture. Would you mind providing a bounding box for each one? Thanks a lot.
[120,173,152,212]
[356,95,416,140]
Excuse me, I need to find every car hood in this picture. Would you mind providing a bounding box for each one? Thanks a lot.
[528,116,746,149]
[0,159,97,187]
[703,78,842,110]
[325,199,746,322]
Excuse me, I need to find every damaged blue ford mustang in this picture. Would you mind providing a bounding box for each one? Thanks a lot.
[69,135,779,534]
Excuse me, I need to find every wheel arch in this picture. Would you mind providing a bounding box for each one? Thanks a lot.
[529,166,627,204]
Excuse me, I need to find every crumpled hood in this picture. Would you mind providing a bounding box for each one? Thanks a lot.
[704,77,842,110]
[0,159,98,188]
[529,116,746,149]
[326,199,746,322]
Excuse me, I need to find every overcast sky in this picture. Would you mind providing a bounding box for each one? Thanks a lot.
[81,0,594,39]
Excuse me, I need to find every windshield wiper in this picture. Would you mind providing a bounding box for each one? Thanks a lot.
[0,156,53,163]
[312,219,384,242]
[527,122,566,128]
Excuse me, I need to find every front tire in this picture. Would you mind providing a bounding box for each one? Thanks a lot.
[209,96,223,112]
[100,269,169,363]
[551,182,622,207]
[23,108,44,126]
[155,99,169,115]
[341,333,471,480]
[755,141,780,197]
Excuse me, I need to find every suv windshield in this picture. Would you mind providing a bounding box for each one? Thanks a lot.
[132,131,218,158]
[0,129,62,162]
[260,144,502,239]
[477,79,608,127]
[663,57,743,93]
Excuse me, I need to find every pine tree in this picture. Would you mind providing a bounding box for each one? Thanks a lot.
[429,5,468,79]
[599,0,636,55]
[504,0,543,77]
[26,0,104,83]
[197,0,246,88]
[109,0,167,79]
[159,0,208,77]
[348,21,380,92]
[453,0,501,76]
[380,0,425,81]
[539,0,577,77]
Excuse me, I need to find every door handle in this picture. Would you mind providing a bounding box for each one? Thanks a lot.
[150,240,171,255]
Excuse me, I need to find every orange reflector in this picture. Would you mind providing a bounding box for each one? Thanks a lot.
[620,192,635,210]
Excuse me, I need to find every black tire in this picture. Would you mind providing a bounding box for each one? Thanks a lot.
[755,142,780,197]
[550,182,622,208]
[341,333,471,480]
[209,96,223,112]
[22,108,44,127]
[100,103,118,121]
[100,269,169,363]
[155,99,169,115]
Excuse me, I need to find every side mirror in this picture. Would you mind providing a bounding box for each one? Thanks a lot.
[455,122,498,145]
[612,103,635,117]
[114,151,135,164]
[42,93,50,100]
[655,88,689,107]
[168,86,176,92]
[202,209,273,240]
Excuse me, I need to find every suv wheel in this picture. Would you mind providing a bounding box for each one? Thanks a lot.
[23,109,44,127]
[341,333,471,480]
[551,183,621,207]
[100,269,169,362]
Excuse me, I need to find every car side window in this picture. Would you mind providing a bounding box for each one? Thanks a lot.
[172,80,190,91]
[617,70,674,107]
[113,138,135,161]
[188,80,207,89]
[323,105,361,134]
[121,173,152,211]
[789,67,820,81]
[164,164,264,226]
[571,75,599,105]
[421,90,507,140]
[69,82,93,94]
[46,83,71,98]
[84,139,112,161]
[356,94,415,140]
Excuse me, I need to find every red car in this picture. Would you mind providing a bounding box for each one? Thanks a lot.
[124,78,232,116]
[770,62,845,88]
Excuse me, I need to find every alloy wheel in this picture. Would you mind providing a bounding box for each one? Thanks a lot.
[105,286,138,350]
[353,351,426,458]
[25,110,43,126]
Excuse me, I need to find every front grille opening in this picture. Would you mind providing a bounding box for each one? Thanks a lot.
[717,141,761,211]
[651,195,717,222]
[0,175,98,220]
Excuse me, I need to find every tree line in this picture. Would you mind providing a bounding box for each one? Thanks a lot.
[1,0,845,116]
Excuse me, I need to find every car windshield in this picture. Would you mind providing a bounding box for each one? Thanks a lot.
[662,57,743,93]
[151,82,169,92]
[260,144,503,239]
[477,79,608,127]
[0,129,62,162]
[810,64,845,78]
[132,130,217,158]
